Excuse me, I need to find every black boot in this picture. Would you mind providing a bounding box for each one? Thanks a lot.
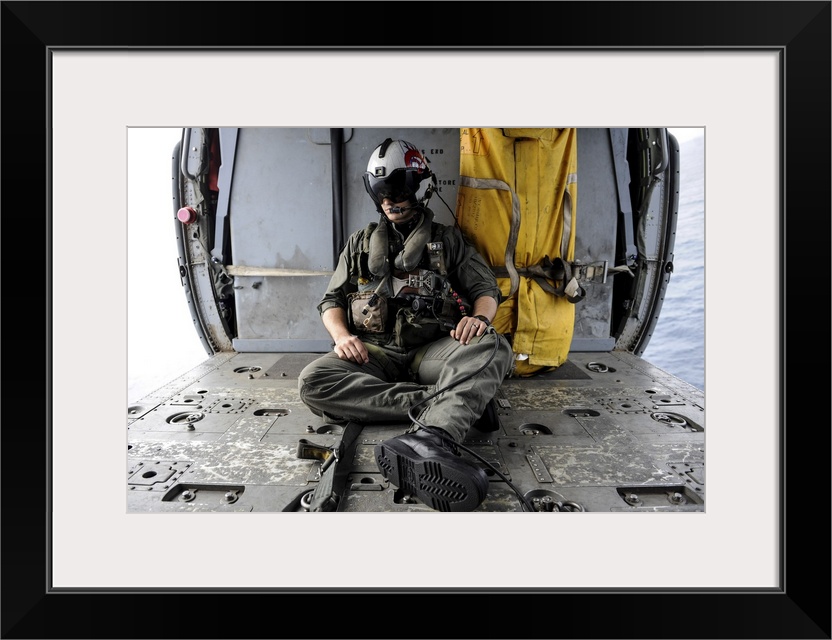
[374,426,489,512]
[471,399,499,432]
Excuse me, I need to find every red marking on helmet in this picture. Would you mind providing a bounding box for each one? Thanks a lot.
[403,145,425,173]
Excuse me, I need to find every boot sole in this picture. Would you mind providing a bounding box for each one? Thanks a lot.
[374,439,488,512]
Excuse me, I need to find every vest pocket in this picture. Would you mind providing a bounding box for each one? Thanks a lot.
[348,292,388,333]
[393,308,443,348]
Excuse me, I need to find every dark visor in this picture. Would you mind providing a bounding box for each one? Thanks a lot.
[368,169,415,202]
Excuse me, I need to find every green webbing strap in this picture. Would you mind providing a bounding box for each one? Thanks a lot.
[491,256,586,304]
[459,173,584,303]
[284,421,365,512]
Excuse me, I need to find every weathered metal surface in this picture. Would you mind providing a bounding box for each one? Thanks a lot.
[127,350,704,513]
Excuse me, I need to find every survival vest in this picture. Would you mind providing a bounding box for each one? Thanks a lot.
[347,209,468,349]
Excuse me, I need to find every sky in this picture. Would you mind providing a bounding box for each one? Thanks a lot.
[127,127,704,403]
[128,128,207,403]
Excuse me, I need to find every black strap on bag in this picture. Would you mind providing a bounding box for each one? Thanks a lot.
[282,421,365,512]
[491,256,586,304]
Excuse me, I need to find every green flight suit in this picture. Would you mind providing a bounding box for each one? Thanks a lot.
[298,208,514,442]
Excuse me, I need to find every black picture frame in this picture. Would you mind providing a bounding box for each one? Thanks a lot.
[3,1,829,638]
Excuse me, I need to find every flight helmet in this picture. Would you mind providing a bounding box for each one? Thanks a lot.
[363,138,436,213]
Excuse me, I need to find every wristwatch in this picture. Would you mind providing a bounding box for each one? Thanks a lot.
[474,315,491,326]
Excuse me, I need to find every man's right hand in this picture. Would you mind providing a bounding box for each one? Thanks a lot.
[333,334,369,364]
[322,307,369,364]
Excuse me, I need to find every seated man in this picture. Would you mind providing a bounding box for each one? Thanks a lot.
[298,138,513,511]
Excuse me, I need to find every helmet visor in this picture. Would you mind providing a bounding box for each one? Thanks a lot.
[366,168,419,203]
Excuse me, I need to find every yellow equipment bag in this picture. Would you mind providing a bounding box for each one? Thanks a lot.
[456,128,579,376]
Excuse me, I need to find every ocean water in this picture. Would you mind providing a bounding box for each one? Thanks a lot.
[640,133,705,391]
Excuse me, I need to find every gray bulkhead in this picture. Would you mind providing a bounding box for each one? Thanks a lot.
[219,127,629,354]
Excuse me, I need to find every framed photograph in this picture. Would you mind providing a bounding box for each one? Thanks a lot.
[6,1,829,638]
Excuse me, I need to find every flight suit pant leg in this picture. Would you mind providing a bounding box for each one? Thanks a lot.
[298,350,435,424]
[411,330,514,442]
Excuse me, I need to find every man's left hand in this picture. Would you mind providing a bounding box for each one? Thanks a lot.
[450,315,488,345]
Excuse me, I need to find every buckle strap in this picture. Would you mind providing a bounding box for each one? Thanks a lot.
[285,421,365,512]
[491,256,586,304]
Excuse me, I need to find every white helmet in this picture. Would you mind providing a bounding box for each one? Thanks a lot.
[363,138,435,212]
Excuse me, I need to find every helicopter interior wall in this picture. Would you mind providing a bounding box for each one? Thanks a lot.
[227,127,621,354]
[229,128,333,351]
[229,128,461,352]
[230,128,334,271]
[570,128,620,351]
